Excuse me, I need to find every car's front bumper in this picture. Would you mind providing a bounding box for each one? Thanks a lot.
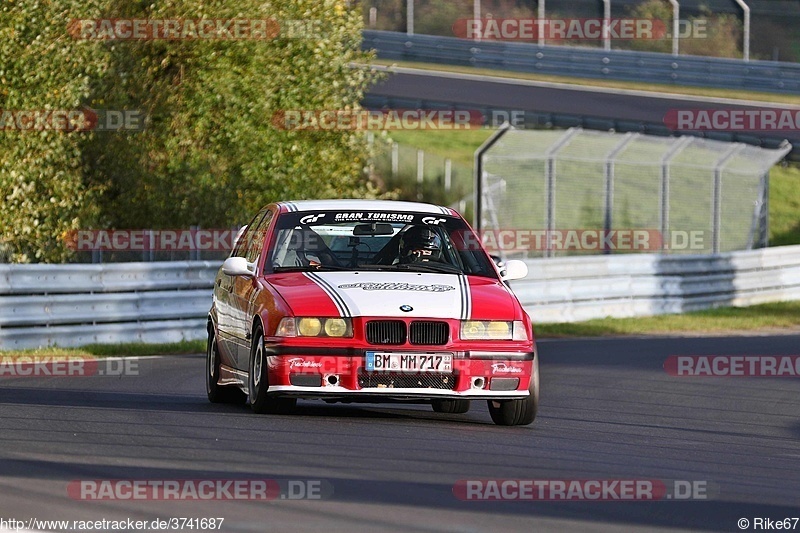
[260,344,536,401]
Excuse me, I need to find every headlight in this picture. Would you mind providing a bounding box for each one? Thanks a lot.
[297,318,322,337]
[324,318,348,337]
[461,320,513,340]
[276,317,352,338]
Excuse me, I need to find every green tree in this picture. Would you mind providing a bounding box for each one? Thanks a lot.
[2,0,380,262]
[624,0,743,58]
[0,0,110,262]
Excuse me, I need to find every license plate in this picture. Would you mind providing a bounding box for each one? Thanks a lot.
[365,352,452,373]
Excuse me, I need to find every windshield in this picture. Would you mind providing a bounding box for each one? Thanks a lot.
[266,210,497,278]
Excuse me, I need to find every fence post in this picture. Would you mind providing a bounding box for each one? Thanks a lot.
[473,0,481,41]
[473,123,512,232]
[538,0,545,47]
[734,0,750,61]
[445,158,452,193]
[543,128,581,258]
[604,133,637,254]
[668,0,680,56]
[602,0,611,51]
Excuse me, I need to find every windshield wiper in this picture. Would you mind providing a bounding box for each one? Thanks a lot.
[273,265,352,272]
[393,263,463,274]
[349,264,396,271]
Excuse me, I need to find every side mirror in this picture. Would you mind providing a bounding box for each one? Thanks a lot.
[502,259,528,281]
[222,256,254,278]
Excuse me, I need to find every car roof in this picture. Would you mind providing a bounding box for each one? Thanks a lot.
[278,199,456,216]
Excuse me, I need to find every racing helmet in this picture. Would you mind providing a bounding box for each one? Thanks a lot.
[399,225,443,263]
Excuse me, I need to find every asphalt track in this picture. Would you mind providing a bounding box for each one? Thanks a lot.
[1,335,799,532]
[366,67,800,153]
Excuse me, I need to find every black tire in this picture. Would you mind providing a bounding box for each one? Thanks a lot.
[248,327,296,415]
[487,355,539,426]
[431,399,471,414]
[206,326,246,404]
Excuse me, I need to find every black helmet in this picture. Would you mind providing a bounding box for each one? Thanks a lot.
[399,226,443,263]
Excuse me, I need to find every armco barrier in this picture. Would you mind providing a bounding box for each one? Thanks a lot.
[0,261,220,350]
[363,30,800,95]
[2,247,800,349]
[512,245,800,323]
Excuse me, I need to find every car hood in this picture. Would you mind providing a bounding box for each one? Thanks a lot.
[268,271,518,320]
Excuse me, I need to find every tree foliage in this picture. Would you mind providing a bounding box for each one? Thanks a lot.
[0,0,110,262]
[622,0,743,58]
[1,0,378,262]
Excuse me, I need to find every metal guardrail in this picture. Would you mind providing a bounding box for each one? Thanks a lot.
[363,31,800,94]
[511,245,800,323]
[2,247,799,348]
[0,261,218,294]
[0,261,220,350]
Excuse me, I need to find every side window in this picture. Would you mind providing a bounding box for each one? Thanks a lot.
[244,210,273,263]
[232,211,266,259]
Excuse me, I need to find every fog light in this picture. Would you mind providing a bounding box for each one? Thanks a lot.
[290,374,322,387]
[490,377,520,391]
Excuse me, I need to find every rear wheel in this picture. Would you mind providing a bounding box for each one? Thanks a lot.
[206,326,246,404]
[431,399,471,414]
[487,356,539,426]
[248,327,296,415]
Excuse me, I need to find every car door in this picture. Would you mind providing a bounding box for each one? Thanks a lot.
[230,209,274,370]
[217,212,265,366]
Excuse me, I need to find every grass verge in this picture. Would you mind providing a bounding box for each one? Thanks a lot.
[535,301,800,338]
[374,59,800,106]
[0,340,205,358]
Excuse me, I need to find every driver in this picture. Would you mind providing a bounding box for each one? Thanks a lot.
[397,225,444,264]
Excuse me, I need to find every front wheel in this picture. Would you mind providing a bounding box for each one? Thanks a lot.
[248,327,296,415]
[206,326,246,404]
[487,356,539,426]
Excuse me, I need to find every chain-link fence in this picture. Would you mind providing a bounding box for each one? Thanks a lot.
[477,127,791,258]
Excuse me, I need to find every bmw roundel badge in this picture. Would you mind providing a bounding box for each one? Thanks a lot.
[400,305,413,312]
